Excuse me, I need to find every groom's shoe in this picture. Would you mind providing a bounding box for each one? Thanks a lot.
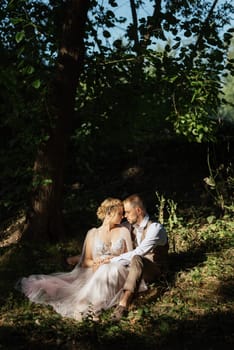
[110,305,127,322]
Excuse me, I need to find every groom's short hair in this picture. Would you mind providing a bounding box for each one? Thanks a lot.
[123,194,146,212]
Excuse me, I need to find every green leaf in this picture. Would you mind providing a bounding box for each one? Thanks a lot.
[10,17,24,25]
[207,215,216,224]
[184,30,191,37]
[42,179,53,186]
[108,0,118,7]
[103,30,111,38]
[172,42,180,50]
[32,79,41,89]
[27,66,35,74]
[223,33,233,43]
[204,177,216,188]
[15,30,25,43]
[106,10,115,18]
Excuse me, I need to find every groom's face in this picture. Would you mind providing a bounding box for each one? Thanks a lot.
[123,202,139,225]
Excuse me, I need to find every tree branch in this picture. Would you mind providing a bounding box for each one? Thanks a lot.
[191,0,219,63]
[129,0,140,54]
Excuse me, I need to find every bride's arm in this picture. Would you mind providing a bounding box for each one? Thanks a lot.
[81,229,95,268]
[67,255,81,265]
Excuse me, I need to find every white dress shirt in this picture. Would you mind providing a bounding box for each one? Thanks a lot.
[111,215,167,265]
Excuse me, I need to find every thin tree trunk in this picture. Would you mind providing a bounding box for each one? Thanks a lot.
[129,0,140,54]
[141,0,164,49]
[23,0,90,242]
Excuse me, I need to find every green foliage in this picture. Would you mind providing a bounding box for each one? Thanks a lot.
[0,0,234,223]
[169,68,220,142]
[203,145,234,212]
[219,37,234,123]
[0,0,59,219]
[155,192,182,229]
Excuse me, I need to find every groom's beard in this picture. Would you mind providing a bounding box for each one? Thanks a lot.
[128,218,137,225]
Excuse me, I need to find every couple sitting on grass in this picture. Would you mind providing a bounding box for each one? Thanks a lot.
[16,194,169,322]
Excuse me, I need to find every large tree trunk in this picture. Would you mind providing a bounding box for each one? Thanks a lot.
[23,0,90,242]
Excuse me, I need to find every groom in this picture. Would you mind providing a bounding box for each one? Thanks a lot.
[110,193,169,321]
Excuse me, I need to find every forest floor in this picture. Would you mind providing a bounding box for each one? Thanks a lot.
[0,209,233,350]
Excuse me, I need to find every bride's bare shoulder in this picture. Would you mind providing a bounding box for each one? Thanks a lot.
[112,225,130,237]
[86,227,98,238]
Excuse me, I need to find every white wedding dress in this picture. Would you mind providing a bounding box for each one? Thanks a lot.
[16,229,132,321]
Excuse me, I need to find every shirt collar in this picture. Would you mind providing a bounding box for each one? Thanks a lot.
[134,214,149,231]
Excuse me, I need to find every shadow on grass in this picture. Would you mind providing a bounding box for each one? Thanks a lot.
[0,324,66,350]
[0,309,233,350]
[166,235,230,285]
[103,310,233,350]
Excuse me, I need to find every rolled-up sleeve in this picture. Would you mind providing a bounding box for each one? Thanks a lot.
[111,223,167,265]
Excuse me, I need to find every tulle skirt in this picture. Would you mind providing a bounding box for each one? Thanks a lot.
[16,262,131,321]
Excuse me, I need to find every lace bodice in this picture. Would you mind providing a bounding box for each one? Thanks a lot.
[92,238,126,259]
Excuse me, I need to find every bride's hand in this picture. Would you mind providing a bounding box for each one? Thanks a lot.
[93,256,112,270]
[101,256,112,264]
[92,258,102,271]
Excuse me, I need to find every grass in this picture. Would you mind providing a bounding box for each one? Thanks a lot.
[0,213,233,349]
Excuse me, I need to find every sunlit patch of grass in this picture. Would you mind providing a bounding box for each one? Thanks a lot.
[147,245,233,323]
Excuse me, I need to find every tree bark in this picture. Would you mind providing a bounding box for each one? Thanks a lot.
[23,0,90,242]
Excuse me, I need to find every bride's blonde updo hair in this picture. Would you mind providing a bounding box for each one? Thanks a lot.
[96,197,123,221]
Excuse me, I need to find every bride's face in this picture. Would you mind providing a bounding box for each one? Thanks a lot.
[110,207,123,225]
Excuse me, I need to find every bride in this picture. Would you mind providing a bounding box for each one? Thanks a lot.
[16,198,133,321]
